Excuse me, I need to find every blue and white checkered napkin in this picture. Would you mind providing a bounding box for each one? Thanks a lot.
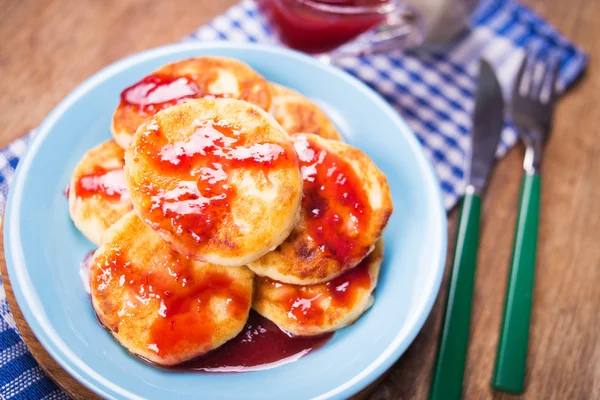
[0,0,587,398]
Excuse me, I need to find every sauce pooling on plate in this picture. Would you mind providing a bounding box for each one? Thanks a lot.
[73,167,128,201]
[92,245,251,357]
[137,118,293,246]
[294,135,372,267]
[83,243,330,371]
[167,311,332,372]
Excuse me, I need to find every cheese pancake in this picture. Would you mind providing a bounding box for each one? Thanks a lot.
[112,57,271,148]
[68,140,132,245]
[254,240,383,336]
[124,98,303,266]
[90,211,254,366]
[268,83,342,141]
[248,133,392,284]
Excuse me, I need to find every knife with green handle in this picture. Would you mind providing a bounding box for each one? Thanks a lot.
[429,59,505,400]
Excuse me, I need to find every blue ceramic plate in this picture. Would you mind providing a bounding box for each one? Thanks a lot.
[5,42,446,400]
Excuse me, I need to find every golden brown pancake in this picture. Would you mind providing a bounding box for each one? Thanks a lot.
[124,98,303,266]
[68,140,132,245]
[247,133,392,285]
[254,240,383,336]
[268,83,342,141]
[112,57,271,148]
[90,211,254,366]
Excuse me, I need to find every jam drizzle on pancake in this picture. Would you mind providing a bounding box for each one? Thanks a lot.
[86,250,329,371]
[74,168,128,201]
[92,246,251,357]
[260,254,372,326]
[135,118,296,247]
[121,75,202,113]
[293,135,372,267]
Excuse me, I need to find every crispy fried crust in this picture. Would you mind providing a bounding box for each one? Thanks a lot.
[68,140,132,245]
[112,57,271,148]
[124,98,303,266]
[268,83,342,141]
[253,240,383,336]
[247,134,392,284]
[90,211,254,366]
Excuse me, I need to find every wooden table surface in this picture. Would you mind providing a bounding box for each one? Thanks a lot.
[1,0,599,399]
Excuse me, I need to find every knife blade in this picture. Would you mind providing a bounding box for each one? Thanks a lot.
[429,59,504,400]
[467,59,505,193]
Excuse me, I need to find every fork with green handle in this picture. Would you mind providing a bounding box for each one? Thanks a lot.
[492,53,559,394]
[429,60,505,400]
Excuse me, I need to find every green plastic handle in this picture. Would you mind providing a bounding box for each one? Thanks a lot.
[493,172,541,394]
[430,190,481,400]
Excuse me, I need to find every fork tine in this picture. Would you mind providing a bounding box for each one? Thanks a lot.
[546,56,561,102]
[530,60,546,101]
[514,54,530,98]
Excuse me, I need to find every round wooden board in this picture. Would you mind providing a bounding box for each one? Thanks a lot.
[0,229,386,400]
[0,235,100,399]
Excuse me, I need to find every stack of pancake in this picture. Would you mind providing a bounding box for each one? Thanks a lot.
[68,57,393,366]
